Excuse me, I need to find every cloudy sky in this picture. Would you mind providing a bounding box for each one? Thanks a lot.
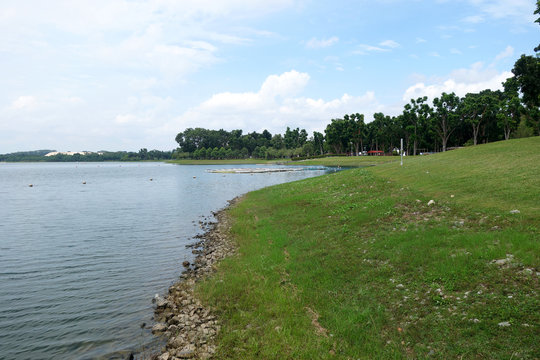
[1,0,538,152]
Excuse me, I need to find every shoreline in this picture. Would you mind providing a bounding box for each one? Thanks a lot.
[149,197,240,360]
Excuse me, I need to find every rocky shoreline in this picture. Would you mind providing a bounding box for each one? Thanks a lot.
[150,197,239,360]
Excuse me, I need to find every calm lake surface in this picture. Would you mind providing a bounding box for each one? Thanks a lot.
[0,162,333,359]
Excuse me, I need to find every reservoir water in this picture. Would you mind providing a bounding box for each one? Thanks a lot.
[0,162,331,359]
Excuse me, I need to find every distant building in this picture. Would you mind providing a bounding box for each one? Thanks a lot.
[44,151,97,157]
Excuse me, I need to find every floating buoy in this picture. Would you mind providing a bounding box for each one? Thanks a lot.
[193,176,196,179]
[149,178,153,181]
[82,181,86,184]
[28,184,33,187]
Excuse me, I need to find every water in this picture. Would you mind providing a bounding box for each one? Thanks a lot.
[0,162,332,359]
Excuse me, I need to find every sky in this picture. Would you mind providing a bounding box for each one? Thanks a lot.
[1,0,538,153]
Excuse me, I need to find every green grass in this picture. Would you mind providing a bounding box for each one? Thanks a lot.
[197,137,540,359]
[294,156,399,167]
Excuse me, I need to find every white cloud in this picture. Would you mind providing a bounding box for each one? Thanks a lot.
[402,62,512,101]
[494,45,514,61]
[379,40,400,48]
[416,37,427,43]
[466,0,535,22]
[462,15,485,23]
[10,96,38,110]
[355,40,400,54]
[161,70,384,135]
[305,36,339,49]
[450,48,462,55]
[0,0,296,82]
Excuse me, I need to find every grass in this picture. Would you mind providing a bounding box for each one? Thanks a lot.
[294,156,399,167]
[196,137,540,359]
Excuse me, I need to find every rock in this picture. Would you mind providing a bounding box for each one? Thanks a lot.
[396,284,405,290]
[509,209,520,214]
[177,344,196,358]
[168,335,185,349]
[169,316,181,325]
[427,200,435,206]
[158,352,170,360]
[168,324,178,333]
[155,295,170,308]
[182,261,190,268]
[498,321,511,327]
[152,323,168,333]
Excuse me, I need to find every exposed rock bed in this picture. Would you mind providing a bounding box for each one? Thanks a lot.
[151,198,239,360]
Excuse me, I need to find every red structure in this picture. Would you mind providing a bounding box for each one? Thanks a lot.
[367,150,384,156]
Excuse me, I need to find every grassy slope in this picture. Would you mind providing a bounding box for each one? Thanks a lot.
[294,156,398,167]
[197,137,540,359]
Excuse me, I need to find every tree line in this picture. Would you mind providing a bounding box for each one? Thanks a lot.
[0,149,173,162]
[174,53,539,160]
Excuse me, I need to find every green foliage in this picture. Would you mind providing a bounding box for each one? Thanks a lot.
[0,149,173,162]
[512,119,535,139]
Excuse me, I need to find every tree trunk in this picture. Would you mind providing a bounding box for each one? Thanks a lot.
[472,123,480,146]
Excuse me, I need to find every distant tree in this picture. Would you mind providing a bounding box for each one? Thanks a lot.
[403,97,430,155]
[270,134,285,149]
[344,113,365,155]
[499,77,523,140]
[313,131,325,155]
[325,118,349,153]
[302,142,315,157]
[432,92,462,151]
[461,90,500,145]
[298,129,308,147]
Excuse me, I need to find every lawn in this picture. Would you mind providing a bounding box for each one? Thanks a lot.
[197,137,540,359]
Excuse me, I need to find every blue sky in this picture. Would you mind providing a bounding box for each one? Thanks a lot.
[1,0,538,152]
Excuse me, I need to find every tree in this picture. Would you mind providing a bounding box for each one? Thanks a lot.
[511,55,540,135]
[512,55,540,109]
[403,97,430,155]
[432,92,462,151]
[499,77,523,140]
[313,131,325,155]
[325,118,349,153]
[270,134,285,149]
[461,90,500,145]
[535,0,540,53]
[344,113,365,155]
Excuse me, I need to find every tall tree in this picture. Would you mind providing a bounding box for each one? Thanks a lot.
[313,131,325,155]
[432,92,461,151]
[499,77,523,140]
[535,0,540,53]
[512,55,540,109]
[325,118,349,153]
[403,96,430,155]
[344,113,366,155]
[461,90,500,145]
